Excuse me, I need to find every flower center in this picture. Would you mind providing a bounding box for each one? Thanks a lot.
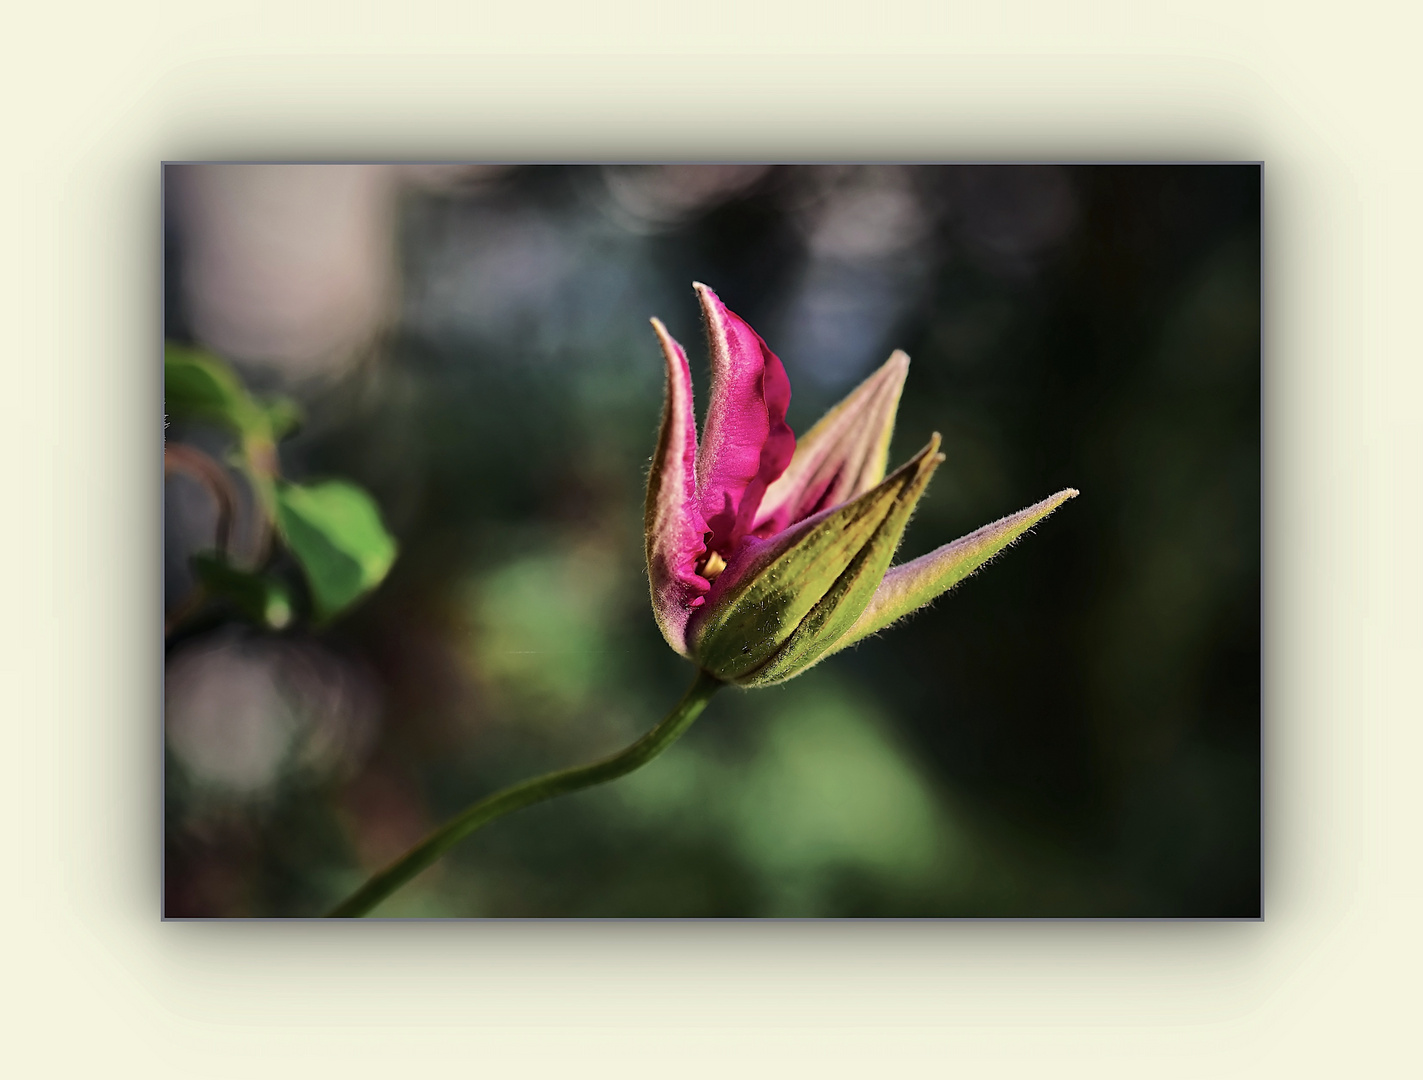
[698,550,727,581]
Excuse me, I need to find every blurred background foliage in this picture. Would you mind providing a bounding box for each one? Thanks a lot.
[163,163,1259,917]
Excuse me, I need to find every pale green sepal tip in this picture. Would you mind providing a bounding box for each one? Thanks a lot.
[828,487,1079,654]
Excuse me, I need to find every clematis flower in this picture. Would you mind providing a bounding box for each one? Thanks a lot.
[646,283,1077,687]
[329,284,1079,918]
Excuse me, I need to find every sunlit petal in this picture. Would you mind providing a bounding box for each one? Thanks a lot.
[693,283,795,559]
[753,349,909,537]
[644,318,711,655]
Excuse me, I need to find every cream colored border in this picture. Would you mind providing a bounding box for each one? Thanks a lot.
[7,2,1416,1075]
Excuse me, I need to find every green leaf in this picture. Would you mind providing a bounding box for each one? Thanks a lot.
[264,395,304,440]
[164,343,269,439]
[274,479,398,621]
[190,552,294,630]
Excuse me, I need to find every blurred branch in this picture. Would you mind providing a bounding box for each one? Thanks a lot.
[164,443,241,636]
[165,443,238,555]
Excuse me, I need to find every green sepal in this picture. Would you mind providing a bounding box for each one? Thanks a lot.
[692,435,943,684]
[827,487,1079,655]
[264,395,304,440]
[740,437,943,686]
[274,479,398,622]
[190,552,294,630]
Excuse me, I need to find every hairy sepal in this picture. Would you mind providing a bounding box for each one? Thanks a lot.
[828,487,1079,654]
[691,436,943,684]
[740,435,943,687]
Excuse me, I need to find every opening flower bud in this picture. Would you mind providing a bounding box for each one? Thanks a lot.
[644,284,1076,689]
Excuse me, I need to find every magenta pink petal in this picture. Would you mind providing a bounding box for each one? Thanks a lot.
[644,318,711,656]
[693,283,795,559]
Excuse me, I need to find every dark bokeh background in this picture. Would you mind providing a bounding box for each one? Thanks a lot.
[163,164,1259,917]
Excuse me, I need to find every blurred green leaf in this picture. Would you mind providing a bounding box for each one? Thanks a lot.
[265,395,304,440]
[275,480,397,620]
[164,343,269,439]
[467,548,620,716]
[190,552,294,630]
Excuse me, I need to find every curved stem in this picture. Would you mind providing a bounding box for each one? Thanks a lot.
[326,667,724,918]
[164,444,243,637]
[164,443,239,556]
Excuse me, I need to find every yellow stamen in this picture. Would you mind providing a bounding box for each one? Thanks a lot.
[700,551,727,580]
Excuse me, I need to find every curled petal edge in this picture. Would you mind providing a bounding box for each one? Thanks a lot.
[754,349,910,538]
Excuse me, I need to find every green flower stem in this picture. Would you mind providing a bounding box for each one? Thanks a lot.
[326,667,724,918]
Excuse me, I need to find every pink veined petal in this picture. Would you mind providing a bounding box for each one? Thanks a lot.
[644,317,711,656]
[753,349,910,538]
[693,283,795,559]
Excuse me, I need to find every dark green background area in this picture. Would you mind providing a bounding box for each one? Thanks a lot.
[164,164,1259,917]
